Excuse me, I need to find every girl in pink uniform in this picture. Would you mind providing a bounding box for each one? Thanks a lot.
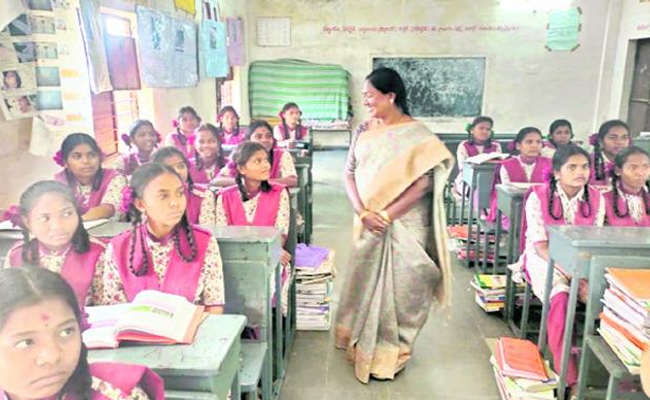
[91,163,224,313]
[0,267,165,399]
[604,146,650,227]
[4,181,105,307]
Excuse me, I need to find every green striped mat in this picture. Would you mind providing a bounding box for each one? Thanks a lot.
[249,59,351,120]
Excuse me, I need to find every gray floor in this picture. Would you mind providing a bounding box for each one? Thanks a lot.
[280,150,511,400]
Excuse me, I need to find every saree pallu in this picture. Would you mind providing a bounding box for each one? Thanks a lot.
[335,121,454,383]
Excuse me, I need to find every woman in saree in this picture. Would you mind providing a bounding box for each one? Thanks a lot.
[335,67,455,383]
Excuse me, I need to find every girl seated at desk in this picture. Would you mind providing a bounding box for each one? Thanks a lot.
[604,146,650,227]
[217,106,245,146]
[116,119,160,176]
[487,127,551,226]
[189,123,226,185]
[91,163,225,313]
[164,106,201,159]
[152,146,216,225]
[213,120,298,188]
[216,141,291,312]
[453,116,502,198]
[54,133,127,221]
[590,119,632,187]
[541,119,573,159]
[515,144,605,396]
[0,267,165,400]
[273,102,309,148]
[4,181,105,308]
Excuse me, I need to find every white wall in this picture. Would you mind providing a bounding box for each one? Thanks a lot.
[604,0,650,124]
[240,0,611,139]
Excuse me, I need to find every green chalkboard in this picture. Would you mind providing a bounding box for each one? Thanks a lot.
[372,57,486,118]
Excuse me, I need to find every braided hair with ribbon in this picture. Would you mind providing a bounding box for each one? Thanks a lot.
[120,163,197,277]
[547,144,593,221]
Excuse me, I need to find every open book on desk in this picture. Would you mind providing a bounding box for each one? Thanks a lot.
[464,153,510,165]
[83,290,205,349]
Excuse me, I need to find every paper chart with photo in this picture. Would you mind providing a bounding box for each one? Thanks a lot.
[138,7,197,87]
[171,18,198,86]
[0,90,38,119]
[1,63,37,91]
[200,20,227,78]
[0,0,74,121]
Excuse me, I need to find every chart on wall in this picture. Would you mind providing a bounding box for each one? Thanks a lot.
[137,6,198,88]
[372,57,486,118]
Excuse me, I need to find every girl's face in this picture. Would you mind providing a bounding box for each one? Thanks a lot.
[135,172,186,229]
[64,143,100,181]
[249,127,275,151]
[551,125,572,146]
[362,80,395,119]
[617,153,650,191]
[471,122,492,143]
[195,129,220,160]
[179,112,199,134]
[4,71,19,89]
[221,111,238,132]
[161,155,189,184]
[516,132,543,158]
[601,126,631,159]
[237,150,271,182]
[0,298,81,400]
[23,193,79,252]
[132,125,157,153]
[283,107,301,127]
[554,154,591,190]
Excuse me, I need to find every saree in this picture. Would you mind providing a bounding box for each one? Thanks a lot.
[335,121,454,383]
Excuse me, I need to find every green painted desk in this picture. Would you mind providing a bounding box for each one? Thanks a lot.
[89,315,247,400]
[494,184,527,325]
[540,226,650,400]
[461,161,498,269]
[90,223,293,399]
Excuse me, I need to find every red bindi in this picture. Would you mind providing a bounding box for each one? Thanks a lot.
[40,313,50,322]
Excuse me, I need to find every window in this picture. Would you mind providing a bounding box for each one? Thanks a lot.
[89,11,141,155]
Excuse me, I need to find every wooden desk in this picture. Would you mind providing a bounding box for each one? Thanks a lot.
[461,162,498,269]
[540,226,650,400]
[89,315,247,400]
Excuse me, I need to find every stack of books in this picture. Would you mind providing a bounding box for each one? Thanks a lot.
[490,337,557,400]
[598,268,650,374]
[294,244,336,331]
[471,274,524,313]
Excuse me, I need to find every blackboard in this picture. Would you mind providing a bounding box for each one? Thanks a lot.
[372,57,486,118]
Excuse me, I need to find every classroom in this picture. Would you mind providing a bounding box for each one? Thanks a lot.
[3,0,650,399]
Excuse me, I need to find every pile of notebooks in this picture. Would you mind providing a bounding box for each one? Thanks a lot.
[294,244,336,331]
[490,337,558,400]
[471,274,524,313]
[599,268,650,374]
[447,225,507,265]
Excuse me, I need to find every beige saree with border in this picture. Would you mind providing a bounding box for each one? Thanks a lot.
[335,121,454,383]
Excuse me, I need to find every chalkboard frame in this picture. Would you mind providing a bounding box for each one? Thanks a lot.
[370,55,488,120]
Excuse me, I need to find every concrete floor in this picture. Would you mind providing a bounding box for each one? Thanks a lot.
[280,150,511,400]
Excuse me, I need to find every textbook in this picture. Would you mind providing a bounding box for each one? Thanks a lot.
[295,246,335,331]
[464,152,510,165]
[82,290,205,349]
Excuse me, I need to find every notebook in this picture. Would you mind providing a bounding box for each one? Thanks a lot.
[495,337,548,381]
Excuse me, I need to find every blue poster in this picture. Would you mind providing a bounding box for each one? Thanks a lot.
[200,19,228,78]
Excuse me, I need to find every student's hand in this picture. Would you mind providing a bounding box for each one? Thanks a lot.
[206,305,224,314]
[281,249,292,265]
[361,211,389,235]
[287,139,297,149]
[578,279,589,304]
